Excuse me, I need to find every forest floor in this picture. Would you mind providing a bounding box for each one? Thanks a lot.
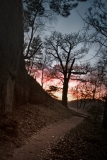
[0,99,107,160]
[0,99,77,160]
[43,117,107,160]
[8,116,83,160]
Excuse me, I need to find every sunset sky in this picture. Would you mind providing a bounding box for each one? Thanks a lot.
[30,0,100,101]
[36,73,78,101]
[41,0,99,101]
[53,81,78,101]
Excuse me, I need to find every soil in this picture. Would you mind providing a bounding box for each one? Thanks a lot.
[43,117,107,160]
[9,116,83,160]
[0,99,82,160]
[0,101,106,160]
[0,100,105,160]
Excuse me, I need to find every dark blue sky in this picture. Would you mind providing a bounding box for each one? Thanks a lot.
[54,0,91,33]
[53,1,98,65]
[43,0,98,65]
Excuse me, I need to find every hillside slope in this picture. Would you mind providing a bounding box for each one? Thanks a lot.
[0,99,75,160]
[0,0,50,115]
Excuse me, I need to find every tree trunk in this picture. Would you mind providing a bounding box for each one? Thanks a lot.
[0,0,23,114]
[79,99,83,109]
[0,0,49,116]
[62,78,69,107]
[102,98,107,129]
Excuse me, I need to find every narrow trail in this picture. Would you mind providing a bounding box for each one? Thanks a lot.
[9,116,84,160]
[69,107,89,118]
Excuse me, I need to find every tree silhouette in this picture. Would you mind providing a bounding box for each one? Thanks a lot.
[44,31,88,107]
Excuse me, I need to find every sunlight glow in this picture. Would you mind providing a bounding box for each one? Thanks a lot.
[53,92,74,101]
[35,73,78,101]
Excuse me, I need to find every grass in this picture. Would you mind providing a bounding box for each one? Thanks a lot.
[44,117,107,160]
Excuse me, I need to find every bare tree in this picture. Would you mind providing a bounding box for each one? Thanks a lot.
[36,54,51,88]
[23,0,89,67]
[84,0,107,50]
[70,62,106,109]
[24,35,43,76]
[44,31,88,107]
[96,49,107,129]
[23,0,87,61]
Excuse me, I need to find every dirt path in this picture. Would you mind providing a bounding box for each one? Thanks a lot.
[69,107,89,117]
[9,116,83,160]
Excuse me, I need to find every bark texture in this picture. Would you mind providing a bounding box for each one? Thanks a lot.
[0,0,48,115]
[102,99,107,129]
[62,78,69,107]
[0,0,24,114]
